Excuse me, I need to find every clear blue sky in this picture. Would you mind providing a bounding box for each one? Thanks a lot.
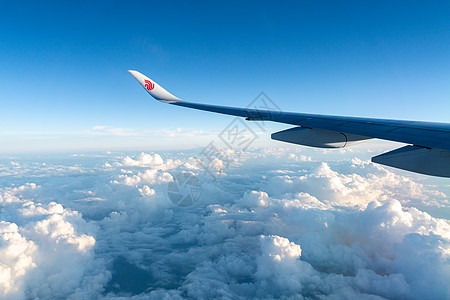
[0,0,449,152]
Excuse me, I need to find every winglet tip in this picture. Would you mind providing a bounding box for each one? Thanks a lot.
[127,69,182,103]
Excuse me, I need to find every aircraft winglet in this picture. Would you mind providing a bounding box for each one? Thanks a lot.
[127,70,182,103]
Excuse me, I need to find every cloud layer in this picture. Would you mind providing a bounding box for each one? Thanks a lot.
[0,148,449,299]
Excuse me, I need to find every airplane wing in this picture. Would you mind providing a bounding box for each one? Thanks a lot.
[128,70,450,178]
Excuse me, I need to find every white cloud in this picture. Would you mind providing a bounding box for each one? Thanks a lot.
[0,183,37,204]
[113,169,173,186]
[0,192,108,299]
[121,153,164,167]
[0,222,36,299]
[0,148,448,299]
[19,202,64,217]
[266,160,448,209]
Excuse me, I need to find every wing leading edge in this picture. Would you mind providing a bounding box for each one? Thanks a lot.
[128,70,450,177]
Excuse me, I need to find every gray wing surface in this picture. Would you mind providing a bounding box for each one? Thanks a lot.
[172,101,450,152]
[128,70,450,177]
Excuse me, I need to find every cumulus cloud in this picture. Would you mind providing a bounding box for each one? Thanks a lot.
[0,187,108,299]
[121,153,164,167]
[0,183,37,204]
[0,222,36,299]
[113,169,173,187]
[0,148,449,299]
[266,159,448,209]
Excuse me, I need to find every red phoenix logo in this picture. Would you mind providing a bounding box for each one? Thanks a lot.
[144,79,155,91]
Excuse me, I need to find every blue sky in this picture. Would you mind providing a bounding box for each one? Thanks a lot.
[0,0,449,152]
